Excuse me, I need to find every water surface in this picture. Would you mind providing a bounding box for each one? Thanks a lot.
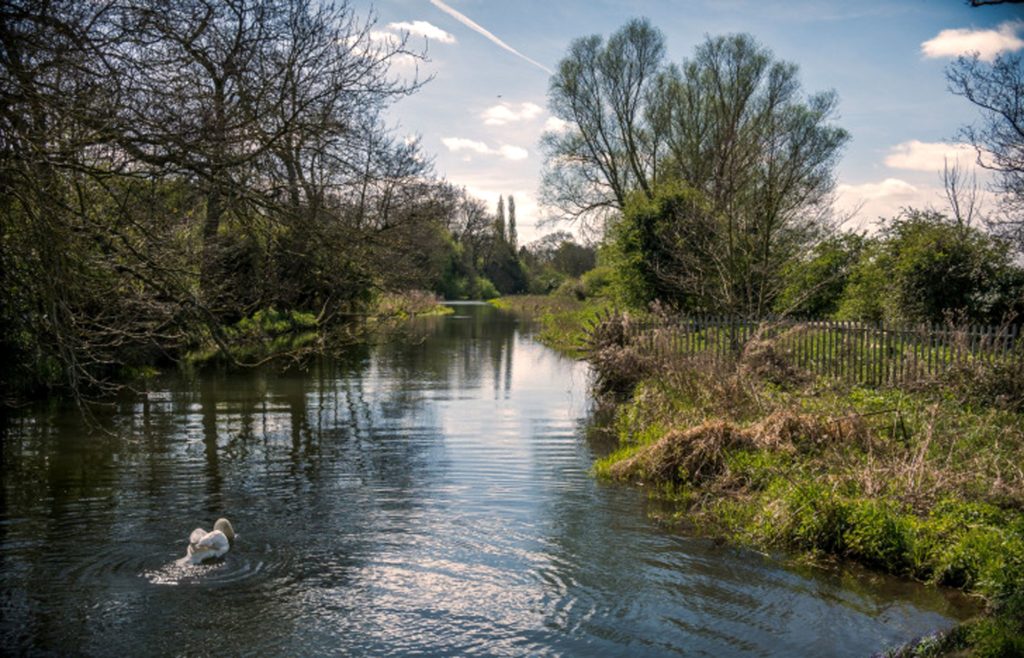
[1,303,974,656]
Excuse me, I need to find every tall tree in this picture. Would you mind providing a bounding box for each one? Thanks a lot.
[548,26,849,314]
[495,195,506,241]
[650,34,850,313]
[541,18,666,228]
[0,0,428,398]
[105,0,422,298]
[507,195,517,250]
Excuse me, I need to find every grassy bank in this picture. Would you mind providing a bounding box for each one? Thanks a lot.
[586,318,1024,656]
[182,291,453,368]
[492,298,1024,656]
[489,294,613,355]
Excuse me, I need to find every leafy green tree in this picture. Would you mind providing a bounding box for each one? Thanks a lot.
[551,241,596,278]
[837,210,1024,324]
[774,233,868,317]
[546,25,849,314]
[519,232,596,293]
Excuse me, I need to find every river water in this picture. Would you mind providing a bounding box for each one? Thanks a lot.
[1,302,975,656]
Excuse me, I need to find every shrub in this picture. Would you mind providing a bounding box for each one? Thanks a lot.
[477,277,500,300]
[837,210,1024,325]
[580,265,614,298]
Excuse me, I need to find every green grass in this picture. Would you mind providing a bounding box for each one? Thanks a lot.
[490,294,613,354]
[185,292,452,366]
[373,290,453,319]
[592,358,1024,655]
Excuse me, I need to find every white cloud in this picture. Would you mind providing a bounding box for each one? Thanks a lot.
[441,137,491,155]
[498,145,529,160]
[835,176,998,231]
[884,140,976,172]
[481,102,543,126]
[369,30,402,45]
[429,0,553,75]
[835,178,932,229]
[839,178,921,201]
[921,20,1024,62]
[543,116,570,133]
[386,20,456,44]
[441,137,528,160]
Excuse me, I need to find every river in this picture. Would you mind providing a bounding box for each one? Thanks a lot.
[0,302,975,656]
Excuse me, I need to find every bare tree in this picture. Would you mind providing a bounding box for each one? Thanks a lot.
[541,18,666,227]
[1,0,432,401]
[947,52,1024,247]
[942,157,983,229]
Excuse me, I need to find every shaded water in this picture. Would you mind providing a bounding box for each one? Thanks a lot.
[1,303,975,656]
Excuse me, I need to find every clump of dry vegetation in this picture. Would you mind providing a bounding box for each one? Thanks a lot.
[609,411,869,486]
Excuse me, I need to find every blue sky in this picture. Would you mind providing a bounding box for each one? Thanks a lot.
[366,0,1024,244]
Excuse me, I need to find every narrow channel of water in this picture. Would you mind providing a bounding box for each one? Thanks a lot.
[1,302,975,656]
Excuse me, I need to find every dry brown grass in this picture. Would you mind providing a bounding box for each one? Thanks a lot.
[737,327,808,387]
[608,410,872,487]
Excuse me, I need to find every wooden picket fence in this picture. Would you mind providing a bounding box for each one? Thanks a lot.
[592,313,1024,386]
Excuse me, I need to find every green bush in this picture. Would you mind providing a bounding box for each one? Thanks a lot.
[775,233,867,317]
[581,265,614,298]
[836,210,1024,324]
[554,277,586,300]
[603,183,715,309]
[230,307,317,339]
[967,591,1024,658]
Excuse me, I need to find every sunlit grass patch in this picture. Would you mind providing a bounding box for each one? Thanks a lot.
[491,295,614,354]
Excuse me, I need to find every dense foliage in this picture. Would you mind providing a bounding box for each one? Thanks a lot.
[832,211,1023,324]
[0,0,542,400]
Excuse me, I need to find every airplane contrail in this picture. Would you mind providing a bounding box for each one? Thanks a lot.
[429,0,554,75]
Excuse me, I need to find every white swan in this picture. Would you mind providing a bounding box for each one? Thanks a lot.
[181,518,235,565]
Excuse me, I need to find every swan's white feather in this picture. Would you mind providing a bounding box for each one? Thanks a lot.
[185,528,230,563]
[195,530,229,551]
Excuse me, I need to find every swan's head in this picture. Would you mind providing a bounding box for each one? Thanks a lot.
[214,518,235,544]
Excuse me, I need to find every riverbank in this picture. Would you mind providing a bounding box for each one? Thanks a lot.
[498,295,1024,657]
[193,292,454,361]
[186,290,455,364]
[3,291,453,406]
[489,294,612,354]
